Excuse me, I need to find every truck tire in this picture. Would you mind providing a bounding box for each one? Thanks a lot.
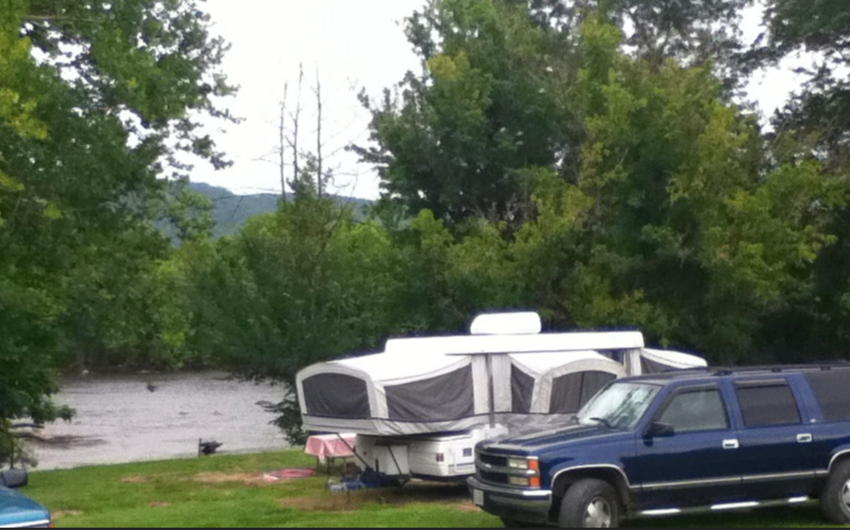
[822,460,850,524]
[559,479,620,528]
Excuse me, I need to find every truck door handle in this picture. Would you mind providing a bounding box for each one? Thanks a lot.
[723,439,739,450]
[797,434,813,444]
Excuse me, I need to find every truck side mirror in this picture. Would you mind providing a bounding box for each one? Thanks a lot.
[0,469,29,489]
[647,422,675,438]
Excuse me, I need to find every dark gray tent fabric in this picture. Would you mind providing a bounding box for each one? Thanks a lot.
[386,366,475,421]
[512,366,535,414]
[580,371,617,405]
[303,374,370,419]
[805,370,850,423]
[551,372,617,414]
[550,373,584,414]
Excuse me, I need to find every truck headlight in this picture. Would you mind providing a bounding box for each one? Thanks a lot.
[509,476,530,487]
[508,458,540,473]
[508,458,528,470]
[509,476,542,488]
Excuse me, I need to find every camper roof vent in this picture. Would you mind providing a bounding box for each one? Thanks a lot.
[470,312,542,336]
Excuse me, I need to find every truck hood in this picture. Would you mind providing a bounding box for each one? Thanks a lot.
[481,424,631,455]
[0,487,49,526]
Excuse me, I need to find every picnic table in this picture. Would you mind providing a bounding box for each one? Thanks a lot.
[304,433,356,464]
[304,433,358,488]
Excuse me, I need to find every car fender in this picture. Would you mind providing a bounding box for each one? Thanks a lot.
[828,444,850,472]
[549,462,633,507]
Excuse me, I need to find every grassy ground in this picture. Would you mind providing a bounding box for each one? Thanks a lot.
[21,451,840,528]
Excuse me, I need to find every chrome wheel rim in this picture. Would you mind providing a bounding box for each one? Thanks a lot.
[843,480,850,510]
[584,497,613,528]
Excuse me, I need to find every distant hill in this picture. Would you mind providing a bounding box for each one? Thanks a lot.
[188,182,373,238]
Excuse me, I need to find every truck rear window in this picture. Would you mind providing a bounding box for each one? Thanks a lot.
[735,381,801,428]
[804,370,850,423]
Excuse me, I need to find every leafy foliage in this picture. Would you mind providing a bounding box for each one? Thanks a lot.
[355,0,576,227]
[0,0,232,438]
[2,0,850,446]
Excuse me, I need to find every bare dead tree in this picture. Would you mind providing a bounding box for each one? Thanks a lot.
[279,82,289,203]
[314,66,324,197]
[287,64,305,189]
[259,64,362,201]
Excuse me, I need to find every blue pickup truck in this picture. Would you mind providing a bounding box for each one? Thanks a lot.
[469,365,850,528]
[0,470,51,529]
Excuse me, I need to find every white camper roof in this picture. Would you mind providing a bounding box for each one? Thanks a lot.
[508,350,604,375]
[642,348,709,371]
[326,352,466,385]
[385,331,645,357]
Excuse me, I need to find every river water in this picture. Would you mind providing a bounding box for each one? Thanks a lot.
[25,372,290,471]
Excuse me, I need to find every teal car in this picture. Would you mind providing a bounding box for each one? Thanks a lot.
[0,470,50,529]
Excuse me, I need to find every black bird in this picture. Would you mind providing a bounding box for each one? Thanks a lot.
[199,439,223,456]
[146,382,158,393]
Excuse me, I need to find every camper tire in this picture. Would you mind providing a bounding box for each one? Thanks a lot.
[821,460,850,524]
[558,479,620,528]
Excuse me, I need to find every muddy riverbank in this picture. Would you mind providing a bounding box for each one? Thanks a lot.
[26,372,290,470]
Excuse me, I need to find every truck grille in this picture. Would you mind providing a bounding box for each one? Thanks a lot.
[477,451,508,468]
[477,469,510,485]
[476,450,511,486]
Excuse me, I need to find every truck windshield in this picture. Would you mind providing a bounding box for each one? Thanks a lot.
[577,383,660,430]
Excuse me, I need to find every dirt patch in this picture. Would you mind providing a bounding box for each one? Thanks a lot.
[52,510,82,520]
[118,476,150,484]
[278,482,471,513]
[193,472,272,485]
[146,502,172,508]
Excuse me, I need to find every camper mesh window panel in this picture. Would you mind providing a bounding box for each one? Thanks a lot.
[735,382,802,428]
[580,372,617,406]
[550,372,617,414]
[302,374,371,419]
[386,366,475,421]
[804,370,850,423]
[511,366,535,414]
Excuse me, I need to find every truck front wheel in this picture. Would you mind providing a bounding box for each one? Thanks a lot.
[558,479,620,528]
[822,460,850,524]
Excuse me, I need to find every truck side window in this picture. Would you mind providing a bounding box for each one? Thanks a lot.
[804,370,850,423]
[656,388,729,433]
[735,381,801,428]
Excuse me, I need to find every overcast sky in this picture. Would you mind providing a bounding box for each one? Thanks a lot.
[191,0,811,201]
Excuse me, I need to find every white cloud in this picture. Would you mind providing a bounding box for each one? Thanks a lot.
[190,0,811,200]
[191,0,426,199]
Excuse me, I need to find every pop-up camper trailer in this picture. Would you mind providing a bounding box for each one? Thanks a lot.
[295,312,706,481]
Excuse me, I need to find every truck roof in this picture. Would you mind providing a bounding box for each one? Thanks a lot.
[621,363,850,386]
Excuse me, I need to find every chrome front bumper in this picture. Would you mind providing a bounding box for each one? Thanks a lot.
[468,477,552,524]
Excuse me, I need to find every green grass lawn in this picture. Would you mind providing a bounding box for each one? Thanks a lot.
[20,451,840,528]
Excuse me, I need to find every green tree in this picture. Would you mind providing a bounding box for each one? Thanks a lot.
[530,0,752,84]
[753,0,850,168]
[0,0,232,432]
[512,18,846,363]
[746,0,850,361]
[179,172,401,442]
[356,0,577,227]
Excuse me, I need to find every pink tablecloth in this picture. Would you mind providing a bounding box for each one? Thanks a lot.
[304,433,356,460]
